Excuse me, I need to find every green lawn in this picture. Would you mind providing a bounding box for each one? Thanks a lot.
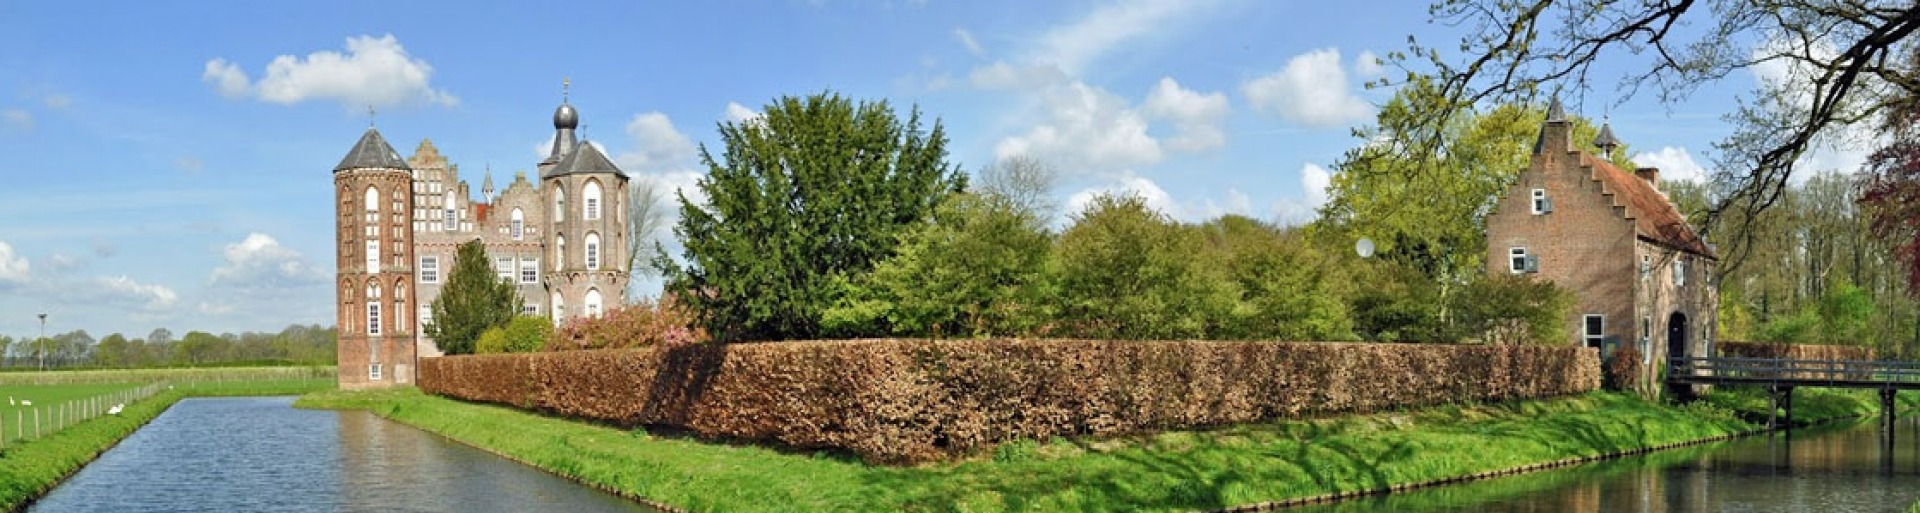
[300,388,1905,513]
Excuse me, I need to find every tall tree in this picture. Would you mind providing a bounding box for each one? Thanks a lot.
[426,239,520,354]
[94,333,129,368]
[659,92,965,341]
[1862,51,1920,296]
[1383,0,1920,260]
[625,177,670,300]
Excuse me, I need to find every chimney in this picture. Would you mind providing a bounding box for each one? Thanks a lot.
[1634,167,1660,190]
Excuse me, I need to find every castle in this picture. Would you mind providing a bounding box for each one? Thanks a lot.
[332,95,632,389]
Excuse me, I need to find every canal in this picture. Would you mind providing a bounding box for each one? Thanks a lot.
[28,396,660,512]
[1292,414,1920,512]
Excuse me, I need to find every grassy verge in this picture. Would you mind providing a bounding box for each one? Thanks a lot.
[0,378,333,511]
[0,366,333,385]
[299,388,1907,513]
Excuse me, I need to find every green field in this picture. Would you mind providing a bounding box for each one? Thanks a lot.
[300,388,1912,513]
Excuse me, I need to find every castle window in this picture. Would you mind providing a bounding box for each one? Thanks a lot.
[420,256,439,283]
[369,363,383,381]
[1583,315,1604,350]
[1509,247,1537,274]
[366,302,382,336]
[555,235,566,271]
[510,208,525,240]
[366,240,380,271]
[1530,189,1551,214]
[585,181,603,220]
[1673,258,1688,287]
[585,288,603,318]
[520,259,539,284]
[496,256,514,281]
[419,304,433,329]
[365,187,379,212]
[523,304,538,315]
[551,291,565,320]
[555,187,567,222]
[585,233,601,270]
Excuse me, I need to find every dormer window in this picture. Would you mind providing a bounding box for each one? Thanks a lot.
[1509,247,1538,274]
[1530,189,1551,214]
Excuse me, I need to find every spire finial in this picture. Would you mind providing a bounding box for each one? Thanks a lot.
[1545,93,1566,122]
[367,105,377,128]
[562,77,571,104]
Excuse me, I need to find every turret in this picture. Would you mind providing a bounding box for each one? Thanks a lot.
[333,127,417,389]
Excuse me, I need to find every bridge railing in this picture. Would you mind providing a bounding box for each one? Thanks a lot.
[1669,356,1920,386]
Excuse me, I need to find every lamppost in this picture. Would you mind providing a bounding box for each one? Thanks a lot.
[36,313,46,370]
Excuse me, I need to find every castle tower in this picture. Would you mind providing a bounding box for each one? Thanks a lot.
[334,127,417,389]
[540,99,628,321]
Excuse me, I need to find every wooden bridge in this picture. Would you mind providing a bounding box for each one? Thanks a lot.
[1668,356,1920,431]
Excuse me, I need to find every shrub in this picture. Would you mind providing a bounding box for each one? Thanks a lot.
[546,296,709,351]
[477,316,551,354]
[422,338,1600,465]
[474,327,510,354]
[1603,345,1643,392]
[1455,273,1575,345]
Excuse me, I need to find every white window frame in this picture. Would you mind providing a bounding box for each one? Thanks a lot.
[1530,188,1551,214]
[366,302,382,336]
[585,181,603,220]
[585,233,601,270]
[365,240,380,271]
[496,256,514,281]
[1673,258,1687,287]
[1509,247,1537,274]
[510,208,525,240]
[419,304,433,329]
[585,288,603,318]
[1583,314,1604,350]
[520,259,539,284]
[444,206,457,231]
[419,256,439,283]
[369,363,383,381]
[523,304,538,315]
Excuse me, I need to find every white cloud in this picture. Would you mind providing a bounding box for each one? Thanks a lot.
[1354,50,1384,78]
[0,241,29,286]
[1300,162,1332,207]
[42,93,71,109]
[1631,146,1710,183]
[1243,48,1374,128]
[617,112,698,172]
[201,59,252,99]
[203,34,457,109]
[994,80,1162,173]
[3,109,30,131]
[44,253,82,272]
[1142,77,1229,152]
[954,28,985,56]
[1033,0,1194,74]
[210,233,322,288]
[93,275,179,311]
[724,102,762,125]
[968,61,1069,90]
[1065,173,1178,218]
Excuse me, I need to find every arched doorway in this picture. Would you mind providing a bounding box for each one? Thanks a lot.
[1667,312,1691,399]
[1667,312,1689,359]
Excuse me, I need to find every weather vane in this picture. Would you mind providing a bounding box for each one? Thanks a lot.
[367,105,377,128]
[562,76,571,103]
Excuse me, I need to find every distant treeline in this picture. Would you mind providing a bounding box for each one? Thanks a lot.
[0,324,336,370]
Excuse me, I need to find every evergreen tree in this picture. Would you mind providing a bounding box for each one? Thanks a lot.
[659,92,964,341]
[426,239,519,354]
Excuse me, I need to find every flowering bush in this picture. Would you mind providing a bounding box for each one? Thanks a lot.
[545,295,709,351]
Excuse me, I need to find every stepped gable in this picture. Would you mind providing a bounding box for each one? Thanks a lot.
[1580,153,1714,258]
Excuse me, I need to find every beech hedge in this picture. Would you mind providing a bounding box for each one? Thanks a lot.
[421,339,1599,464]
[1717,340,1875,361]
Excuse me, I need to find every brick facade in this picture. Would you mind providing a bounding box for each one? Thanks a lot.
[1485,106,1718,395]
[334,99,630,388]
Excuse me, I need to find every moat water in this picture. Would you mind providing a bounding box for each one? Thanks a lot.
[1292,414,1920,512]
[27,396,660,513]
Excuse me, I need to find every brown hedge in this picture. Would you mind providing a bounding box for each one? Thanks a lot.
[1717,340,1875,361]
[421,339,1599,464]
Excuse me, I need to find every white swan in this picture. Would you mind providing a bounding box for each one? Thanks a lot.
[19,399,29,406]
[107,403,124,416]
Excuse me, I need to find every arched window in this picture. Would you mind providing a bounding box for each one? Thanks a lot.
[554,187,567,222]
[584,232,601,270]
[551,291,565,320]
[510,208,525,240]
[364,187,381,271]
[365,282,382,336]
[364,187,379,212]
[585,288,603,318]
[584,180,603,220]
[554,235,566,271]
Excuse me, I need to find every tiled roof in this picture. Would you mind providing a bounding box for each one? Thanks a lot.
[334,128,411,172]
[548,140,626,177]
[1581,153,1715,258]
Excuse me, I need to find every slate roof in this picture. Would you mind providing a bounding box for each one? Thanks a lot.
[547,139,626,177]
[1581,153,1716,258]
[334,128,411,172]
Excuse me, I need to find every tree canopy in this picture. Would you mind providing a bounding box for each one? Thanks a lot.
[426,239,519,354]
[1384,0,1920,257]
[659,92,965,342]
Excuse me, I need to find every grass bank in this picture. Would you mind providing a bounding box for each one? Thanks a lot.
[0,377,332,511]
[298,386,1910,513]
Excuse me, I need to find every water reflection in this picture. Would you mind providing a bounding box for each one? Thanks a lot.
[1291,416,1920,513]
[30,397,657,513]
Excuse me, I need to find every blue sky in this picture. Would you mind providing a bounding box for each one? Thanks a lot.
[0,0,1816,338]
